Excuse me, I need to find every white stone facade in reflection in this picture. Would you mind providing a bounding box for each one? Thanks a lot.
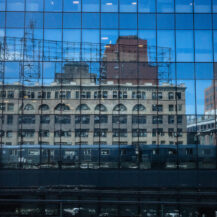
[0,78,187,146]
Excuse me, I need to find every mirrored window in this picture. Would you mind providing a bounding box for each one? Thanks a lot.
[0,12,5,28]
[45,0,62,11]
[44,29,62,41]
[7,0,24,11]
[63,13,81,28]
[157,30,175,62]
[138,14,156,30]
[138,0,155,12]
[176,30,194,62]
[176,63,194,80]
[101,13,118,29]
[25,12,43,29]
[195,30,213,62]
[213,14,217,29]
[64,0,81,12]
[120,14,137,29]
[214,31,217,62]
[101,0,118,12]
[120,0,137,12]
[175,0,193,12]
[82,0,100,12]
[6,12,24,28]
[44,13,62,29]
[176,14,193,29]
[0,0,5,11]
[157,14,174,30]
[157,0,174,13]
[194,0,212,13]
[214,0,217,12]
[26,0,44,11]
[194,14,212,29]
[195,63,213,80]
[82,13,100,29]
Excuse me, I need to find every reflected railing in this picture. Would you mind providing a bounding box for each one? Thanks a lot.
[0,36,171,63]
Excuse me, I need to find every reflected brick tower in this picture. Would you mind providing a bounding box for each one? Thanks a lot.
[204,63,217,114]
[101,36,158,85]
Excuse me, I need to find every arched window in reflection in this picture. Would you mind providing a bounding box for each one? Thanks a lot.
[24,104,34,111]
[113,104,127,112]
[95,104,107,112]
[133,104,146,111]
[39,104,49,111]
[55,103,70,111]
[76,104,90,111]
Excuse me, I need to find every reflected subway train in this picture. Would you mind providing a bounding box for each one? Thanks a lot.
[0,144,216,169]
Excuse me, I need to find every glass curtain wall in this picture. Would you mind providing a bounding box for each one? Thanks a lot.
[0,0,216,169]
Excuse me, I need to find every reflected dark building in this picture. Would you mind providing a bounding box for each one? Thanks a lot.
[102,36,158,85]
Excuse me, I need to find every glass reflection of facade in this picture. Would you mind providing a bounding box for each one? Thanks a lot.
[1,0,217,216]
[0,0,217,169]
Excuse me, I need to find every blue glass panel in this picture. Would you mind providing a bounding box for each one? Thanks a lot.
[120,14,137,29]
[44,13,62,28]
[214,31,217,62]
[214,0,217,12]
[45,0,62,11]
[25,12,43,29]
[176,30,194,62]
[101,30,118,56]
[157,30,175,62]
[194,0,211,13]
[196,63,213,80]
[82,0,99,12]
[63,29,80,42]
[120,30,137,37]
[138,14,156,30]
[101,13,118,29]
[82,13,100,29]
[194,14,212,30]
[0,29,4,37]
[63,30,81,61]
[176,63,194,80]
[195,30,213,62]
[101,30,118,45]
[63,13,81,28]
[44,29,62,41]
[0,0,5,11]
[175,0,193,12]
[101,0,118,12]
[82,30,99,61]
[138,30,156,62]
[7,0,24,11]
[176,14,193,29]
[213,14,217,29]
[6,12,24,28]
[120,0,137,12]
[64,0,81,12]
[138,0,155,12]
[6,29,24,37]
[0,12,5,28]
[157,14,174,30]
[26,0,44,11]
[157,0,174,13]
